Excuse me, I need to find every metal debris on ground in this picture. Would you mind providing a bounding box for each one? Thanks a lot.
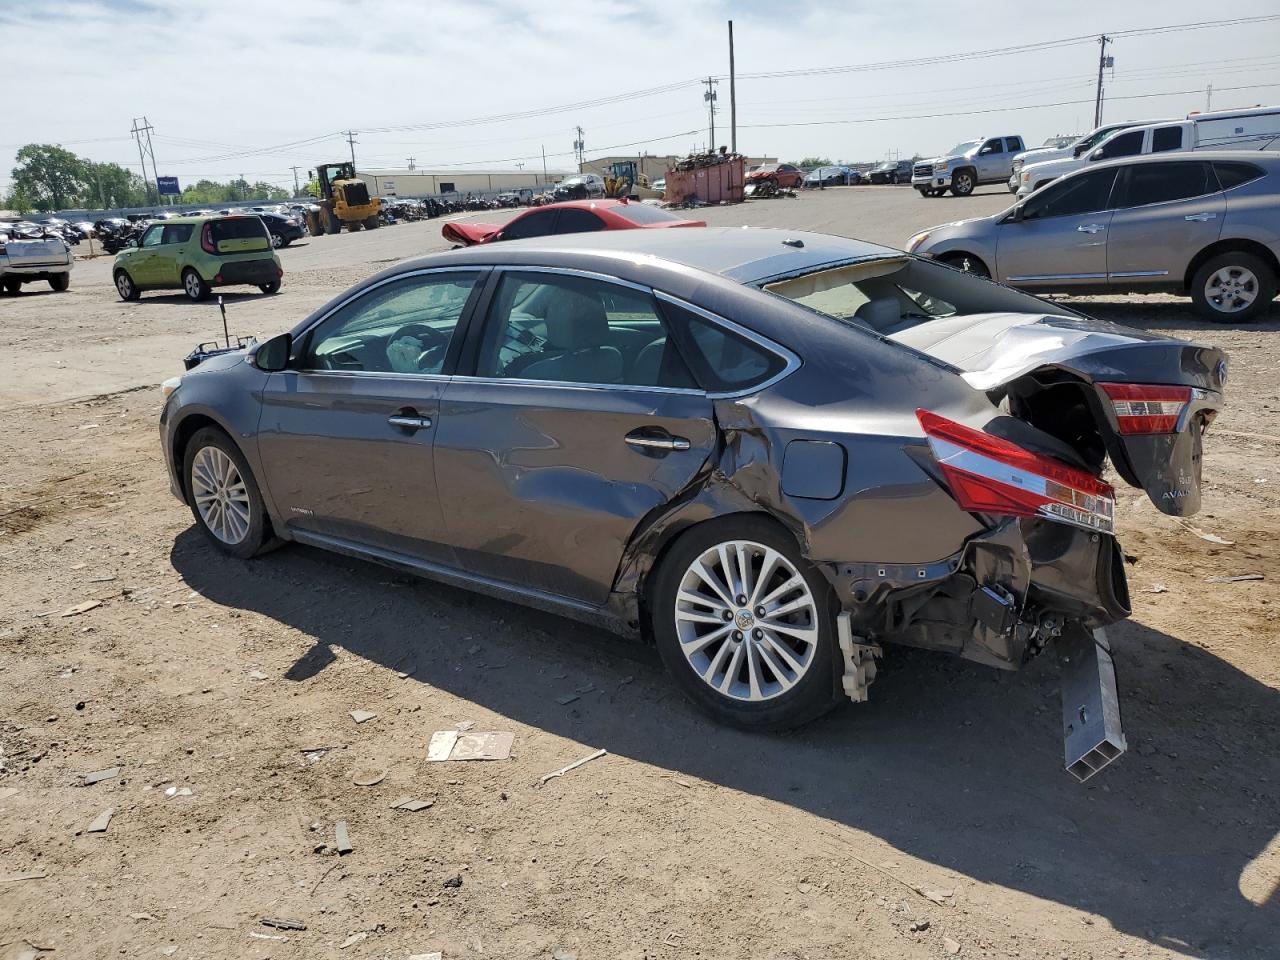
[260,917,307,931]
[85,808,114,833]
[352,768,387,787]
[349,710,377,724]
[426,730,460,761]
[59,599,102,618]
[249,932,287,941]
[81,766,120,785]
[0,870,48,883]
[1205,573,1264,583]
[538,748,607,785]
[334,820,353,855]
[389,797,434,812]
[428,730,513,761]
[164,786,193,798]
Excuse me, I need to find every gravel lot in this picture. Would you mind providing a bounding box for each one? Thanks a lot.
[1,185,1277,960]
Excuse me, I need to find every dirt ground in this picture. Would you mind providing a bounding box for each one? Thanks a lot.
[1,186,1277,960]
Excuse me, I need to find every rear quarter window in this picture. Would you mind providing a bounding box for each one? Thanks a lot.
[659,299,789,394]
[1214,161,1266,190]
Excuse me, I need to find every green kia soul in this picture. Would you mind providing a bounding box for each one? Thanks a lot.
[113,215,284,302]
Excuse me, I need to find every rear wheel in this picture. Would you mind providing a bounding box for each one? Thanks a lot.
[259,280,281,294]
[364,216,380,230]
[182,268,210,302]
[49,273,70,292]
[347,220,363,233]
[950,169,975,197]
[114,270,140,301]
[940,252,991,278]
[651,516,840,731]
[183,427,274,559]
[1191,251,1276,323]
[270,232,283,249]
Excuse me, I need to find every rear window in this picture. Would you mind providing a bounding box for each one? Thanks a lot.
[1213,161,1265,190]
[210,218,269,242]
[610,203,683,226]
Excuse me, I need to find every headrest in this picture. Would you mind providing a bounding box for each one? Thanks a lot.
[853,297,901,332]
[544,288,608,350]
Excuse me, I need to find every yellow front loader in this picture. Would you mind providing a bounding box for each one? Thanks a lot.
[306,162,381,235]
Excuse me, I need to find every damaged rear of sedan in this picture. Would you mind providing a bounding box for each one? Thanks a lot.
[159,228,1225,780]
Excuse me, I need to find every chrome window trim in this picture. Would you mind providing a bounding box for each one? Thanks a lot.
[295,265,487,373]
[1108,270,1170,279]
[283,369,452,383]
[1007,273,1108,282]
[653,291,802,400]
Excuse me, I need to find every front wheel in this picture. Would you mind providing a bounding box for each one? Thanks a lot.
[1191,251,1276,323]
[651,516,839,731]
[270,232,283,249]
[183,427,274,559]
[950,170,975,196]
[364,216,380,230]
[182,268,210,302]
[114,270,140,301]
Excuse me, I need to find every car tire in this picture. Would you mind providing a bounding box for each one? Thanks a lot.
[270,233,283,249]
[182,268,210,302]
[49,273,70,292]
[1190,251,1276,323]
[364,216,380,230]
[183,426,275,559]
[940,252,991,278]
[259,280,281,294]
[950,170,975,197]
[348,220,363,233]
[113,270,140,301]
[650,515,841,731]
[2,278,21,294]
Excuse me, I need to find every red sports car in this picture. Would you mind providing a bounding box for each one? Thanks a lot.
[745,163,805,190]
[442,199,705,247]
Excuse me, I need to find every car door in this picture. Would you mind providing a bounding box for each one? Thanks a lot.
[1106,160,1224,286]
[433,268,717,605]
[129,224,165,285]
[996,167,1120,288]
[254,268,486,563]
[1002,137,1024,178]
[154,223,194,287]
[975,138,1006,182]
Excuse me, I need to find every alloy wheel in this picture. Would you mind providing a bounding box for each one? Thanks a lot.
[184,271,203,299]
[190,445,251,545]
[115,273,132,299]
[1205,265,1258,314]
[673,539,819,702]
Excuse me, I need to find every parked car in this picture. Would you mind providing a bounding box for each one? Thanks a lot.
[256,211,307,248]
[112,215,283,302]
[908,152,1279,322]
[0,225,73,293]
[867,160,913,185]
[551,174,606,201]
[1008,120,1167,193]
[160,226,1226,780]
[441,199,705,246]
[804,165,860,188]
[746,163,805,191]
[913,136,1025,197]
[652,177,666,195]
[1016,105,1280,197]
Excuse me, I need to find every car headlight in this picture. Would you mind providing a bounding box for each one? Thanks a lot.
[935,161,949,172]
[1022,171,1031,183]
[161,376,182,398]
[905,231,930,253]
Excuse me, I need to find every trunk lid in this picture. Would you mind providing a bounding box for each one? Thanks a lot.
[3,237,70,268]
[890,311,1226,516]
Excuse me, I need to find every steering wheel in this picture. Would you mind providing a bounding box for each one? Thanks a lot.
[385,322,448,373]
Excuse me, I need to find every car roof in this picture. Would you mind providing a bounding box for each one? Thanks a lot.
[1080,149,1280,174]
[418,226,897,283]
[525,199,630,212]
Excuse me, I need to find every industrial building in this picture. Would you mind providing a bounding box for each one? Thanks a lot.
[356,168,574,198]
[580,155,779,181]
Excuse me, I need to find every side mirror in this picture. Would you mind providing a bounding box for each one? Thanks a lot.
[1004,204,1024,224]
[1074,144,1087,157]
[1090,149,1103,161]
[127,239,138,248]
[250,332,292,372]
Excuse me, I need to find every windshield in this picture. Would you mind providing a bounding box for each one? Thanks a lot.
[610,204,684,225]
[945,141,980,156]
[875,162,896,171]
[761,256,1061,337]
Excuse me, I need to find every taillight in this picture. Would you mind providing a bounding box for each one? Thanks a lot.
[200,222,217,255]
[918,409,1115,535]
[1098,383,1192,435]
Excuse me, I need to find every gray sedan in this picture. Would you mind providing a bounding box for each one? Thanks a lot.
[160,228,1226,778]
[907,151,1280,322]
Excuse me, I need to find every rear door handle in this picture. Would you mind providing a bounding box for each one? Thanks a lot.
[388,415,432,431]
[625,431,691,452]
[1077,223,1106,234]
[1184,212,1217,221]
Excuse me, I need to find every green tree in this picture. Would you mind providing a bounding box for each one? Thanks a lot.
[11,144,89,211]
[84,161,148,209]
[794,156,832,168]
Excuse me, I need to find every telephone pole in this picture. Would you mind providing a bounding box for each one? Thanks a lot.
[344,130,359,169]
[1093,35,1111,128]
[542,145,548,183]
[130,116,160,206]
[728,21,737,154]
[1205,82,1213,112]
[573,127,585,168]
[703,77,719,152]
[290,165,301,195]
[408,156,416,171]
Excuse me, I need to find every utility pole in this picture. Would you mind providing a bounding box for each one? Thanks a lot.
[573,127,585,168]
[703,77,719,152]
[542,145,548,183]
[728,20,737,154]
[344,130,359,169]
[290,165,301,196]
[1205,82,1213,112]
[408,157,416,171]
[131,116,159,206]
[1093,35,1111,128]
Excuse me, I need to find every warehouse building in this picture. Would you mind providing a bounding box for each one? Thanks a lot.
[356,168,574,198]
[580,155,779,181]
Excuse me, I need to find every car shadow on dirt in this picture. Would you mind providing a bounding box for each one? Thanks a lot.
[171,529,1280,959]
[122,291,282,306]
[1044,297,1280,333]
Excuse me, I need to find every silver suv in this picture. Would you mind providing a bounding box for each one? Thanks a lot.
[906,151,1280,322]
[912,136,1025,197]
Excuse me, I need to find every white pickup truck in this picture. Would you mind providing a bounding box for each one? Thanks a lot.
[1016,104,1280,197]
[0,228,73,294]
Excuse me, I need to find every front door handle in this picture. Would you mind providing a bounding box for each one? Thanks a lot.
[388,414,432,431]
[1184,212,1218,222]
[1076,223,1106,234]
[625,431,691,452]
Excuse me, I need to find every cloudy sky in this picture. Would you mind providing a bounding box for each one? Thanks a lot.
[3,0,1279,192]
